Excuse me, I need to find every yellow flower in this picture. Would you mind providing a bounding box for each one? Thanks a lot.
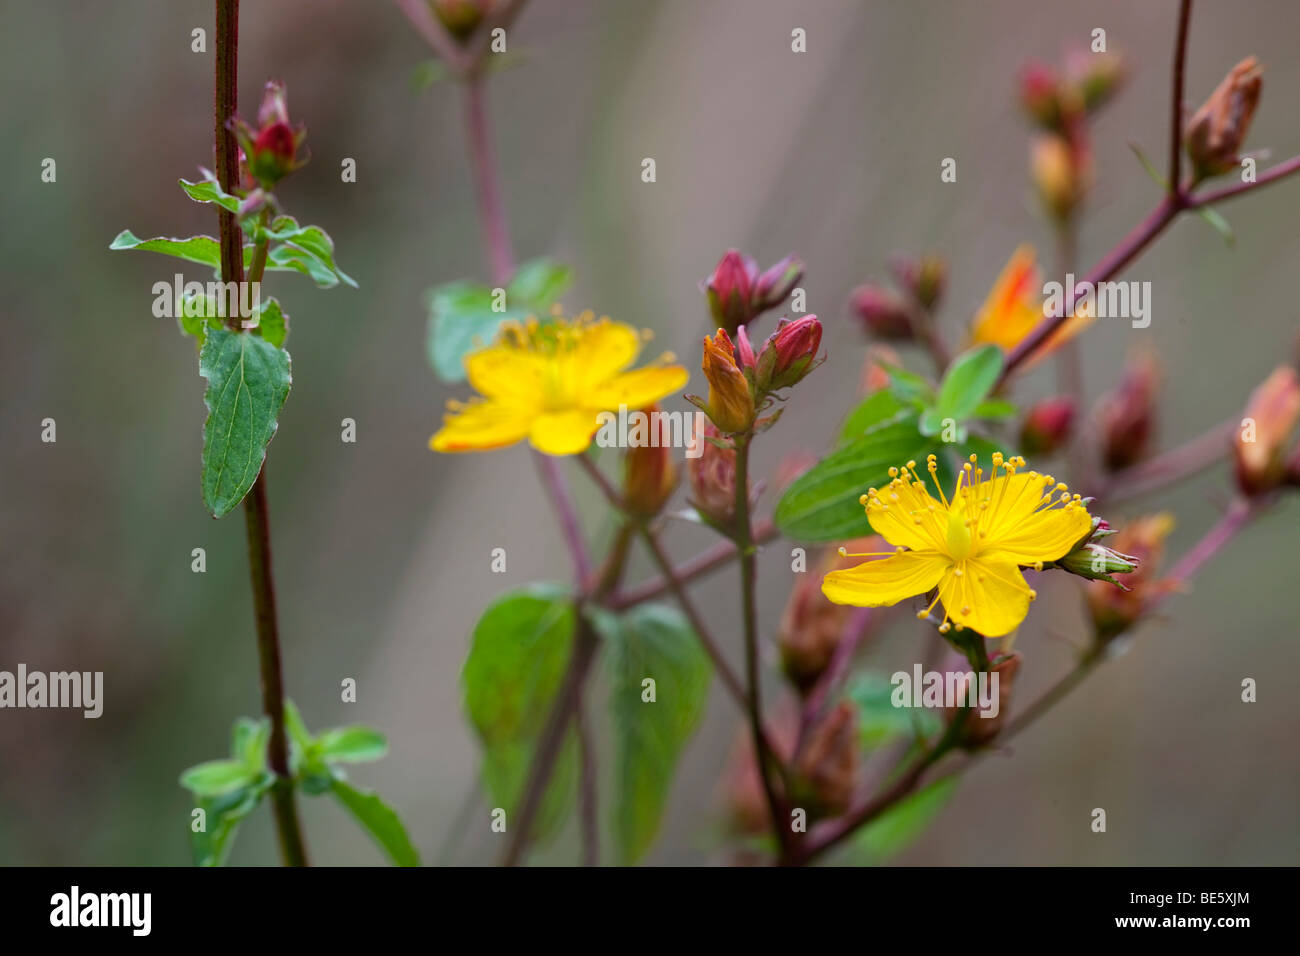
[821,452,1092,637]
[429,313,689,456]
[970,246,1092,362]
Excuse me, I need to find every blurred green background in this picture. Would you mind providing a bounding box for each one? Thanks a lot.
[1,0,1296,865]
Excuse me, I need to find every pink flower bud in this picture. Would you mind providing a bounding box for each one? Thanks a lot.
[764,315,823,390]
[849,284,913,340]
[754,255,804,310]
[1019,396,1076,456]
[704,250,757,336]
[1097,352,1160,471]
[735,325,757,370]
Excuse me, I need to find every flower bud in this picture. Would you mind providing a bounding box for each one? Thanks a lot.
[889,253,946,311]
[860,344,901,396]
[754,255,804,311]
[1019,396,1076,456]
[232,80,308,190]
[688,424,742,526]
[703,249,803,335]
[1185,56,1263,181]
[779,543,877,692]
[1085,513,1176,641]
[704,251,756,335]
[1019,60,1065,130]
[794,702,857,817]
[700,329,756,433]
[1097,352,1160,471]
[1053,537,1140,587]
[1031,132,1090,224]
[756,315,823,391]
[622,406,678,517]
[946,653,1021,748]
[849,283,913,341]
[1234,365,1300,495]
[1071,50,1126,113]
[430,0,495,43]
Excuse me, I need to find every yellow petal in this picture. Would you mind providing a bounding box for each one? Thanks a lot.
[587,364,690,410]
[981,501,1092,565]
[821,550,948,608]
[465,344,546,405]
[430,400,533,453]
[572,320,642,387]
[529,408,602,456]
[965,472,1055,540]
[939,558,1031,637]
[865,474,949,552]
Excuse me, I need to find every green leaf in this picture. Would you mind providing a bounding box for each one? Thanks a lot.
[283,699,315,756]
[881,362,936,407]
[248,297,288,348]
[199,328,292,518]
[506,257,573,306]
[190,783,269,867]
[1195,205,1236,248]
[232,717,270,771]
[1128,142,1169,191]
[598,603,711,864]
[110,230,221,269]
[317,726,389,763]
[462,584,579,843]
[330,778,421,867]
[854,776,958,862]
[179,177,241,214]
[922,345,1003,437]
[838,389,908,445]
[844,672,940,750]
[972,398,1018,421]
[775,415,935,543]
[179,759,259,798]
[427,258,572,382]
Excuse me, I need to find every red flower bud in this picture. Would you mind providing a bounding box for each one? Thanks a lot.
[622,405,679,516]
[232,81,308,190]
[703,249,803,335]
[849,284,913,340]
[1097,352,1160,471]
[1185,56,1263,181]
[762,315,823,391]
[687,424,744,527]
[1019,60,1064,130]
[1234,365,1300,495]
[888,253,946,311]
[1019,396,1076,456]
[754,254,804,310]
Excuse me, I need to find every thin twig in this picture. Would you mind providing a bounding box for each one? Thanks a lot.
[533,451,593,589]
[1169,0,1193,194]
[1095,419,1233,502]
[610,519,778,609]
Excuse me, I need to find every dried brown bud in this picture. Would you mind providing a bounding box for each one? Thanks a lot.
[1185,56,1263,181]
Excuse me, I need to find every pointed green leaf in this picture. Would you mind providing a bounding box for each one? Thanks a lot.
[179,177,241,214]
[248,297,288,348]
[179,759,259,798]
[838,389,908,445]
[1195,205,1236,248]
[930,344,1003,426]
[330,778,421,867]
[199,328,291,518]
[317,726,389,763]
[110,230,221,268]
[189,782,270,867]
[599,603,711,864]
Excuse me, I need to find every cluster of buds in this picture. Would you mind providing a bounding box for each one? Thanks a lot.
[231,80,309,193]
[1185,57,1264,182]
[1018,51,1123,224]
[702,250,804,336]
[621,404,679,517]
[1234,365,1300,496]
[1019,396,1076,457]
[1095,351,1160,471]
[429,0,496,43]
[1084,513,1177,641]
[849,253,946,342]
[691,316,823,436]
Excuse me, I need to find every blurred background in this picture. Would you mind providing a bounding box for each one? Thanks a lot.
[1,0,1297,865]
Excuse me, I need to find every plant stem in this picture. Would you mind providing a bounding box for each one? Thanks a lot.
[533,452,593,588]
[1169,0,1193,193]
[501,524,633,866]
[576,697,599,867]
[464,75,514,285]
[609,519,778,609]
[1095,418,1233,502]
[1187,153,1300,206]
[732,434,791,862]
[215,0,306,867]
